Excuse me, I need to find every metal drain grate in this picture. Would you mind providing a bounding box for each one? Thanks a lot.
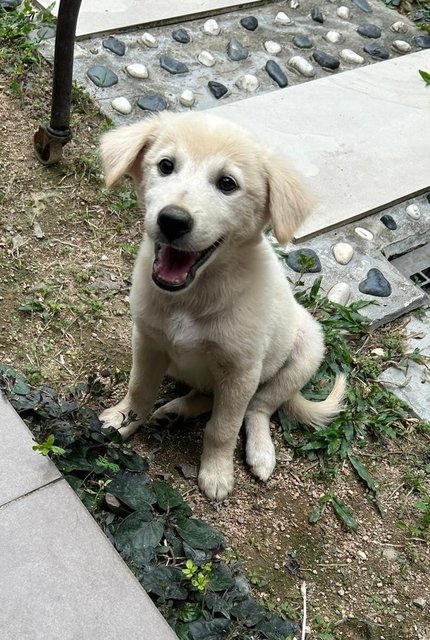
[390,243,430,292]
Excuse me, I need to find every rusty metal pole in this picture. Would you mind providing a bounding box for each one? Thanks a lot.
[34,0,82,165]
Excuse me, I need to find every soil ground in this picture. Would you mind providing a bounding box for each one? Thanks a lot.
[0,54,429,639]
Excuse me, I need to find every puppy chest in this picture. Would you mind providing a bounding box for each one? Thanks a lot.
[165,311,202,347]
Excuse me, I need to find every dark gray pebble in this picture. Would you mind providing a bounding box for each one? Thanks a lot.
[286,249,322,273]
[313,49,340,70]
[37,26,56,40]
[352,0,373,13]
[363,42,389,59]
[102,36,126,56]
[86,65,118,88]
[137,94,168,112]
[413,35,430,49]
[172,28,190,44]
[357,24,382,38]
[227,37,249,61]
[311,8,324,23]
[359,268,392,297]
[208,81,228,99]
[265,60,289,87]
[380,214,397,230]
[240,16,258,31]
[160,55,189,74]
[413,10,425,21]
[293,34,314,49]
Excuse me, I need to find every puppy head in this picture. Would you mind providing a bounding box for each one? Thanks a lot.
[100,113,313,291]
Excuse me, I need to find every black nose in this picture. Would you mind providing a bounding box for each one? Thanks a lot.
[157,206,194,242]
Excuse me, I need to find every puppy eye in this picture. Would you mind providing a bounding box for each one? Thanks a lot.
[217,175,238,194]
[158,158,175,176]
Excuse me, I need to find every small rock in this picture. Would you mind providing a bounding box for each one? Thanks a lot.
[359,268,392,297]
[351,0,372,13]
[160,55,189,74]
[413,10,425,21]
[313,49,340,70]
[204,18,220,35]
[325,30,342,44]
[126,63,149,79]
[337,6,351,19]
[227,37,249,61]
[236,74,259,92]
[172,28,190,44]
[357,550,367,560]
[141,32,157,47]
[293,34,314,49]
[355,227,373,240]
[102,36,126,56]
[406,204,420,220]
[177,462,198,479]
[413,35,430,49]
[37,26,56,40]
[33,222,44,239]
[357,23,382,39]
[391,40,411,53]
[208,81,228,99]
[105,493,121,510]
[265,60,289,87]
[332,242,353,264]
[340,49,364,64]
[86,65,118,88]
[111,96,132,114]
[290,0,300,8]
[288,56,315,77]
[363,42,389,59]
[382,546,398,561]
[311,8,324,23]
[338,588,345,596]
[413,597,426,610]
[179,90,195,107]
[240,16,258,31]
[380,214,397,230]
[136,94,168,112]
[390,21,407,33]
[286,248,321,273]
[275,11,293,25]
[327,283,351,305]
[264,40,282,54]
[198,50,216,67]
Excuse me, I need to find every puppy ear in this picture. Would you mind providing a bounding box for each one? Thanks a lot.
[100,117,159,188]
[265,154,314,245]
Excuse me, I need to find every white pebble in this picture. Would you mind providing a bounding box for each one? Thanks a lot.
[391,40,411,53]
[126,63,149,79]
[332,242,353,265]
[355,227,374,240]
[264,40,282,54]
[198,50,215,67]
[236,74,259,92]
[290,0,300,8]
[203,18,220,35]
[275,11,292,25]
[327,283,351,306]
[288,55,315,77]
[325,30,342,44]
[339,49,364,64]
[141,32,157,47]
[337,6,350,19]
[180,90,195,107]
[111,97,132,115]
[357,550,367,561]
[390,21,407,33]
[406,204,420,220]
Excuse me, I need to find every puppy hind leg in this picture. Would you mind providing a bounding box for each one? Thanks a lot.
[150,390,213,426]
[245,410,276,481]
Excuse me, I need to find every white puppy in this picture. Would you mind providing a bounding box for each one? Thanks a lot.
[99,112,345,501]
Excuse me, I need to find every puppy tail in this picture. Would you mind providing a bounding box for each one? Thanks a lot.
[284,374,346,427]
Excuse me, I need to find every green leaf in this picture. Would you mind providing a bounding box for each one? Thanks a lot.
[13,378,31,395]
[108,471,156,511]
[231,598,266,626]
[178,602,202,623]
[188,618,231,640]
[153,479,185,510]
[419,69,430,85]
[348,453,376,492]
[176,517,225,550]
[115,512,165,560]
[309,505,324,524]
[331,496,357,532]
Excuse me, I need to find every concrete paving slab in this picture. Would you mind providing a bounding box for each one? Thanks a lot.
[0,394,60,507]
[0,479,177,640]
[211,50,430,240]
[35,0,263,38]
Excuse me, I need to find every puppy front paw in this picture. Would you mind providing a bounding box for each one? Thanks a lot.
[99,401,143,441]
[198,458,234,501]
[246,439,276,482]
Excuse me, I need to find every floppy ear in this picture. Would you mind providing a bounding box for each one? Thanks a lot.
[100,117,160,188]
[265,153,315,245]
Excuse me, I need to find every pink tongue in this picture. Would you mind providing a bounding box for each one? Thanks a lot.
[154,245,200,284]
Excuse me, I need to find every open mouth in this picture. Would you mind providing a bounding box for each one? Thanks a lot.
[152,240,221,291]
